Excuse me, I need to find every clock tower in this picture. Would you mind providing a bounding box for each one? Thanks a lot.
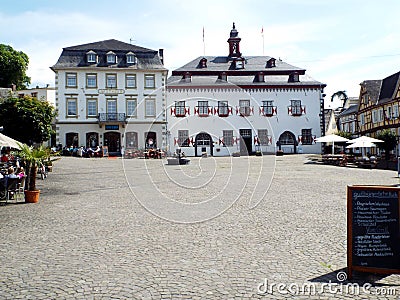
[227,22,241,58]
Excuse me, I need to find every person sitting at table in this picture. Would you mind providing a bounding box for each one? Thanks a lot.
[16,167,25,179]
[1,153,8,163]
[5,167,18,179]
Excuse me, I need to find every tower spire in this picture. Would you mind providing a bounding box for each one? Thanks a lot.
[227,22,241,58]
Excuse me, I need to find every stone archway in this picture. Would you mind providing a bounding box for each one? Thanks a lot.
[278,131,297,154]
[195,132,213,157]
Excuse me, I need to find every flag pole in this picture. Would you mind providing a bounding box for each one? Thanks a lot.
[261,26,264,55]
[203,26,205,57]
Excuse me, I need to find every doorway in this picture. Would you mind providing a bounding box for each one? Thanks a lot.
[278,131,297,154]
[104,131,121,153]
[195,132,213,157]
[239,129,252,155]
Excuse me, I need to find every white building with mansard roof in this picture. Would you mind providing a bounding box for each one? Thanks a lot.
[166,23,326,156]
[51,39,167,155]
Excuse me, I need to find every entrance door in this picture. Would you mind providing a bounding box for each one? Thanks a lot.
[239,129,252,155]
[278,131,297,154]
[145,132,157,149]
[104,132,121,153]
[195,132,213,157]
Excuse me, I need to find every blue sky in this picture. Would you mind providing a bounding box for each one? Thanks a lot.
[2,0,400,108]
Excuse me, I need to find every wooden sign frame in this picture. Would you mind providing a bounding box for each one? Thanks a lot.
[347,185,400,279]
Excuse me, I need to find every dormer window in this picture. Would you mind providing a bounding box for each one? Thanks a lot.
[126,52,137,64]
[199,57,207,68]
[257,72,264,82]
[107,51,117,64]
[86,51,97,63]
[184,72,191,82]
[288,72,300,83]
[266,58,276,68]
[235,58,244,69]
[219,72,227,81]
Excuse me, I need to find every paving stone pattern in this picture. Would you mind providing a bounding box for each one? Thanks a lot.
[0,155,399,299]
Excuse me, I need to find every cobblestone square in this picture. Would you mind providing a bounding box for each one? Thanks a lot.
[0,155,399,299]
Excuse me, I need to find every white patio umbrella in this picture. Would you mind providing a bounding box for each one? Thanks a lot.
[315,134,350,154]
[0,133,22,150]
[346,141,377,149]
[347,135,383,144]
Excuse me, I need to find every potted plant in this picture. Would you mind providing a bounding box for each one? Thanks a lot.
[18,143,50,203]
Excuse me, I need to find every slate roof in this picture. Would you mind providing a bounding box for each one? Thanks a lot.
[338,104,358,117]
[360,80,382,104]
[171,56,306,75]
[167,73,323,87]
[378,71,400,105]
[168,56,324,87]
[51,39,166,70]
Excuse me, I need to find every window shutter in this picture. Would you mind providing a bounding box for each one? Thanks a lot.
[170,107,176,116]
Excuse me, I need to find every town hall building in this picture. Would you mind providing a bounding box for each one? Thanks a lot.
[167,24,326,156]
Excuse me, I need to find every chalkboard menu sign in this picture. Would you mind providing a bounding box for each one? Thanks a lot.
[347,186,400,278]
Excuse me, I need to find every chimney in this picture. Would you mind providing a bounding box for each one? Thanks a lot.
[159,49,164,65]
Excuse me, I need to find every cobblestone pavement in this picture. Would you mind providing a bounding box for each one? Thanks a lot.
[0,155,399,299]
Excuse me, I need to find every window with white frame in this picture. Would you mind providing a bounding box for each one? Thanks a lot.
[262,100,274,115]
[107,52,117,64]
[86,74,97,88]
[197,100,209,116]
[145,74,155,88]
[126,99,137,116]
[393,104,399,118]
[290,100,302,115]
[301,129,313,145]
[175,101,186,117]
[360,113,365,126]
[86,51,97,63]
[178,130,189,147]
[126,74,136,88]
[372,110,378,123]
[106,74,117,88]
[66,73,77,87]
[258,129,269,146]
[145,98,155,116]
[126,53,136,64]
[363,94,368,104]
[223,130,233,147]
[67,98,77,116]
[239,100,251,116]
[387,106,393,120]
[378,108,384,122]
[87,99,97,117]
[218,101,229,116]
[107,99,117,114]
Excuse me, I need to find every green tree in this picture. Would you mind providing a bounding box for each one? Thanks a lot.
[337,131,352,139]
[0,44,31,90]
[376,129,397,161]
[0,95,55,145]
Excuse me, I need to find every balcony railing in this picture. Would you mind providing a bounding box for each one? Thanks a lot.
[98,113,126,123]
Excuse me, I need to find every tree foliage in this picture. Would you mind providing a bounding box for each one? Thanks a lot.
[0,44,31,90]
[337,131,352,139]
[376,129,398,160]
[0,96,56,145]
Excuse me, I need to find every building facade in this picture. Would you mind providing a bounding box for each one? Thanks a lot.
[51,39,167,154]
[167,24,326,156]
